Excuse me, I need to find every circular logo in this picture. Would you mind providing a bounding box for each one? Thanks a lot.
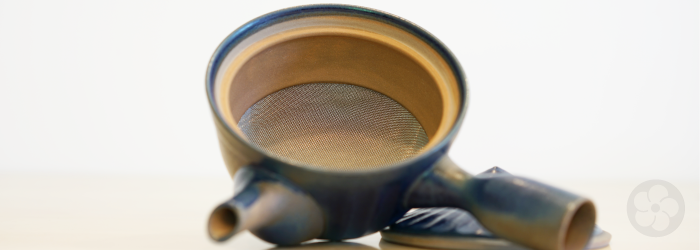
[627,180,685,237]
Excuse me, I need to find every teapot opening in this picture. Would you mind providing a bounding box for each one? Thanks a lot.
[209,206,238,241]
[563,200,596,250]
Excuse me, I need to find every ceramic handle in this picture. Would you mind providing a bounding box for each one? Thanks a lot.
[208,166,323,245]
[405,157,596,250]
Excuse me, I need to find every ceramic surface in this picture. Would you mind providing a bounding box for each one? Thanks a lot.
[206,5,596,250]
[382,169,612,250]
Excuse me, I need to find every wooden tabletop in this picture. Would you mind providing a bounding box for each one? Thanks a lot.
[0,173,696,249]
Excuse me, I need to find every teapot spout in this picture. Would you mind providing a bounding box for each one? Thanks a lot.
[208,166,324,245]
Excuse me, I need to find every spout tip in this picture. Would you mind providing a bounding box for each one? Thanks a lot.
[208,205,239,242]
[562,200,596,250]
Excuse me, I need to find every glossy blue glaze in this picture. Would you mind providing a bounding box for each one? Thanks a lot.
[405,162,596,250]
[211,166,324,245]
[206,5,596,250]
[385,169,610,250]
[205,4,468,165]
[205,4,467,241]
[385,208,610,250]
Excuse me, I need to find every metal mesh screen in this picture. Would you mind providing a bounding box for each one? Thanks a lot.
[238,83,429,171]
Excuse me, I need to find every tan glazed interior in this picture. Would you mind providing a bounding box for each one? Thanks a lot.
[215,15,462,156]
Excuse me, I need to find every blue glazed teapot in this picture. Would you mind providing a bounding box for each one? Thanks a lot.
[205,5,596,250]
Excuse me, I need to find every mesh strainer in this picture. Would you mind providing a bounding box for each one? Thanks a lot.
[238,83,429,171]
[206,5,596,250]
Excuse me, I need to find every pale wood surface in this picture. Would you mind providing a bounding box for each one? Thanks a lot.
[0,173,696,250]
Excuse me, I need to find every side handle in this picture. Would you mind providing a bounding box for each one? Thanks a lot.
[405,157,596,250]
[208,166,324,245]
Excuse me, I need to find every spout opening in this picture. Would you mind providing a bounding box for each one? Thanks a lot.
[563,201,596,250]
[208,206,239,242]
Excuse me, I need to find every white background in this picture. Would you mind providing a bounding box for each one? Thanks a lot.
[0,0,697,183]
